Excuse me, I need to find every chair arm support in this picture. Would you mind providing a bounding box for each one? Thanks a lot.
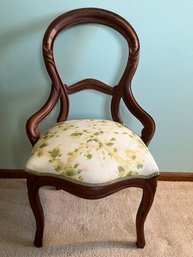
[123,88,155,146]
[26,86,60,146]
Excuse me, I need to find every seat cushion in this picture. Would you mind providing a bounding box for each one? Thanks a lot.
[26,119,159,185]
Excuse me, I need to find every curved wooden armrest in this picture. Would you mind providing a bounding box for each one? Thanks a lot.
[26,86,60,145]
[123,87,155,146]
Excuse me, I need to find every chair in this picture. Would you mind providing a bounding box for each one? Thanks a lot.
[25,8,159,248]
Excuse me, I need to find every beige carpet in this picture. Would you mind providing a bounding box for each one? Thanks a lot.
[0,179,193,257]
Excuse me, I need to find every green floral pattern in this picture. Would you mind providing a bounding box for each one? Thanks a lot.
[26,119,159,184]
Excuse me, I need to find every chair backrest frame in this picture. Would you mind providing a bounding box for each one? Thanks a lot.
[26,8,155,146]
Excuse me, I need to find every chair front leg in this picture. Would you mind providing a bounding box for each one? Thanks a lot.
[136,177,157,248]
[27,174,44,247]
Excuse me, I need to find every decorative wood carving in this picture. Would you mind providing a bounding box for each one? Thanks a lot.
[26,7,155,146]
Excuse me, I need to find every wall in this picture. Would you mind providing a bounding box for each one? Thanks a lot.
[1,0,193,172]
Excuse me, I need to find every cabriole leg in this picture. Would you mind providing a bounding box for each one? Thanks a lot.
[27,174,44,247]
[136,178,157,248]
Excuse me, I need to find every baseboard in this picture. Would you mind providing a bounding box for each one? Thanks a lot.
[158,172,193,181]
[0,169,27,179]
[0,169,193,181]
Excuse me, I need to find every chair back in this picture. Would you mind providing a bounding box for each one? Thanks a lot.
[27,8,155,146]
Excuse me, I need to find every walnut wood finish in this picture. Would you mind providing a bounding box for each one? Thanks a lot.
[26,8,155,146]
[27,174,157,248]
[25,8,158,248]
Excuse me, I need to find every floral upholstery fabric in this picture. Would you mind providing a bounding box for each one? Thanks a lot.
[26,119,159,185]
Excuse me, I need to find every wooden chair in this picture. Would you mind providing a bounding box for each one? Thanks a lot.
[25,8,159,248]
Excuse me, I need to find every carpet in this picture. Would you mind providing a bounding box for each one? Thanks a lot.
[0,179,193,257]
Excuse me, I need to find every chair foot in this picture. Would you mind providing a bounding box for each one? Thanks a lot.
[136,240,145,248]
[34,237,43,247]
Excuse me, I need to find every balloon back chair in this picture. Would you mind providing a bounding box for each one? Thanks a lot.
[26,8,159,248]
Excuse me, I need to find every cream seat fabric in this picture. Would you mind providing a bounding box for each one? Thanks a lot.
[26,119,159,185]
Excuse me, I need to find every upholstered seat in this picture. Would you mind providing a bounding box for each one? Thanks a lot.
[26,119,158,185]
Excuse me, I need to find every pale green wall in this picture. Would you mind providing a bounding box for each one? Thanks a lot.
[1,0,193,172]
